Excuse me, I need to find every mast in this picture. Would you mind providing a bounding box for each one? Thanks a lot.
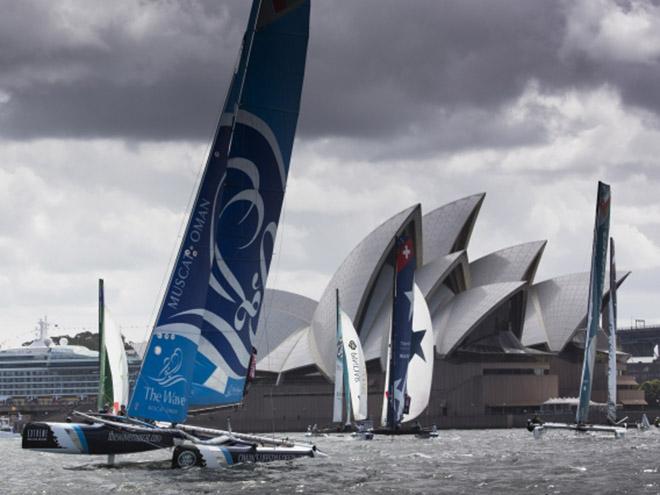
[97,278,112,411]
[576,181,611,425]
[606,237,618,424]
[332,288,343,423]
[386,245,397,430]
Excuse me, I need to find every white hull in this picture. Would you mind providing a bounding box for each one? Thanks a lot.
[531,421,625,439]
[172,442,319,468]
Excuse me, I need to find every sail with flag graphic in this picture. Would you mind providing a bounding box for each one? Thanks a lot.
[129,0,310,423]
[384,235,416,429]
[576,181,611,425]
[401,283,434,423]
[606,237,618,425]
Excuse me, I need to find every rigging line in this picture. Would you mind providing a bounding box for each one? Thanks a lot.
[141,117,218,347]
[264,191,290,440]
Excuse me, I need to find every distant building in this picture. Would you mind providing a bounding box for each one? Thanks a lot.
[0,318,139,404]
[226,194,646,430]
[618,325,660,357]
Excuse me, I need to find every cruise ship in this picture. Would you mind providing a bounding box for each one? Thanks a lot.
[0,318,139,403]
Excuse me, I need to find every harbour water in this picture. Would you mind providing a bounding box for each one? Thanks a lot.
[2,428,659,494]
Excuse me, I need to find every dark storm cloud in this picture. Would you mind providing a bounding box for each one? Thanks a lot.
[0,0,250,140]
[300,1,567,137]
[0,0,659,150]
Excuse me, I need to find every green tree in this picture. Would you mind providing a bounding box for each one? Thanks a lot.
[639,379,660,407]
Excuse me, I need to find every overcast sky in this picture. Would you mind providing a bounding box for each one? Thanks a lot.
[1,0,660,347]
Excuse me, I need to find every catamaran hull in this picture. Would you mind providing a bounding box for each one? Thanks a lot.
[172,443,317,468]
[22,422,175,454]
[529,421,625,439]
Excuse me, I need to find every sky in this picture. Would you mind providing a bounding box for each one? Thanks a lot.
[1,0,660,347]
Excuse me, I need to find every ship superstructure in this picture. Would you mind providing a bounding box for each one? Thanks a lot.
[0,318,138,401]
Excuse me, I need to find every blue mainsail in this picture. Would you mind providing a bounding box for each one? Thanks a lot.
[576,181,611,425]
[387,235,416,429]
[129,0,310,422]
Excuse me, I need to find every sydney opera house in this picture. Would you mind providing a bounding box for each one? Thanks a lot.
[220,194,646,431]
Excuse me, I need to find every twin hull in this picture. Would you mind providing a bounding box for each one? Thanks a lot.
[172,443,317,468]
[22,421,317,469]
[21,422,175,455]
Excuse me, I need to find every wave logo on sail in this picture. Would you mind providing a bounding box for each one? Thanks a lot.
[191,110,288,402]
[151,347,186,388]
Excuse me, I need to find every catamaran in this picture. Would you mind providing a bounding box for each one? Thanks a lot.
[22,281,179,455]
[529,182,625,438]
[375,234,435,436]
[23,0,319,468]
[332,289,370,438]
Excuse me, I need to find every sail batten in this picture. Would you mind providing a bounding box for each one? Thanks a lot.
[576,181,611,425]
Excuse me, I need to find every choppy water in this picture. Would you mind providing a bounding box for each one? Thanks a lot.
[2,428,659,494]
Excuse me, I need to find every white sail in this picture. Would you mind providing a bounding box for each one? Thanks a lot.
[380,330,392,427]
[104,308,129,414]
[340,309,368,421]
[402,284,434,423]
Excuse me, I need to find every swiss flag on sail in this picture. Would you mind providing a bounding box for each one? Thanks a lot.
[396,237,414,272]
[273,0,288,13]
[598,195,610,218]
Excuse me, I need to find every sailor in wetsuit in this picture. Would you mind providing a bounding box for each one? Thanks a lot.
[526,415,544,432]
